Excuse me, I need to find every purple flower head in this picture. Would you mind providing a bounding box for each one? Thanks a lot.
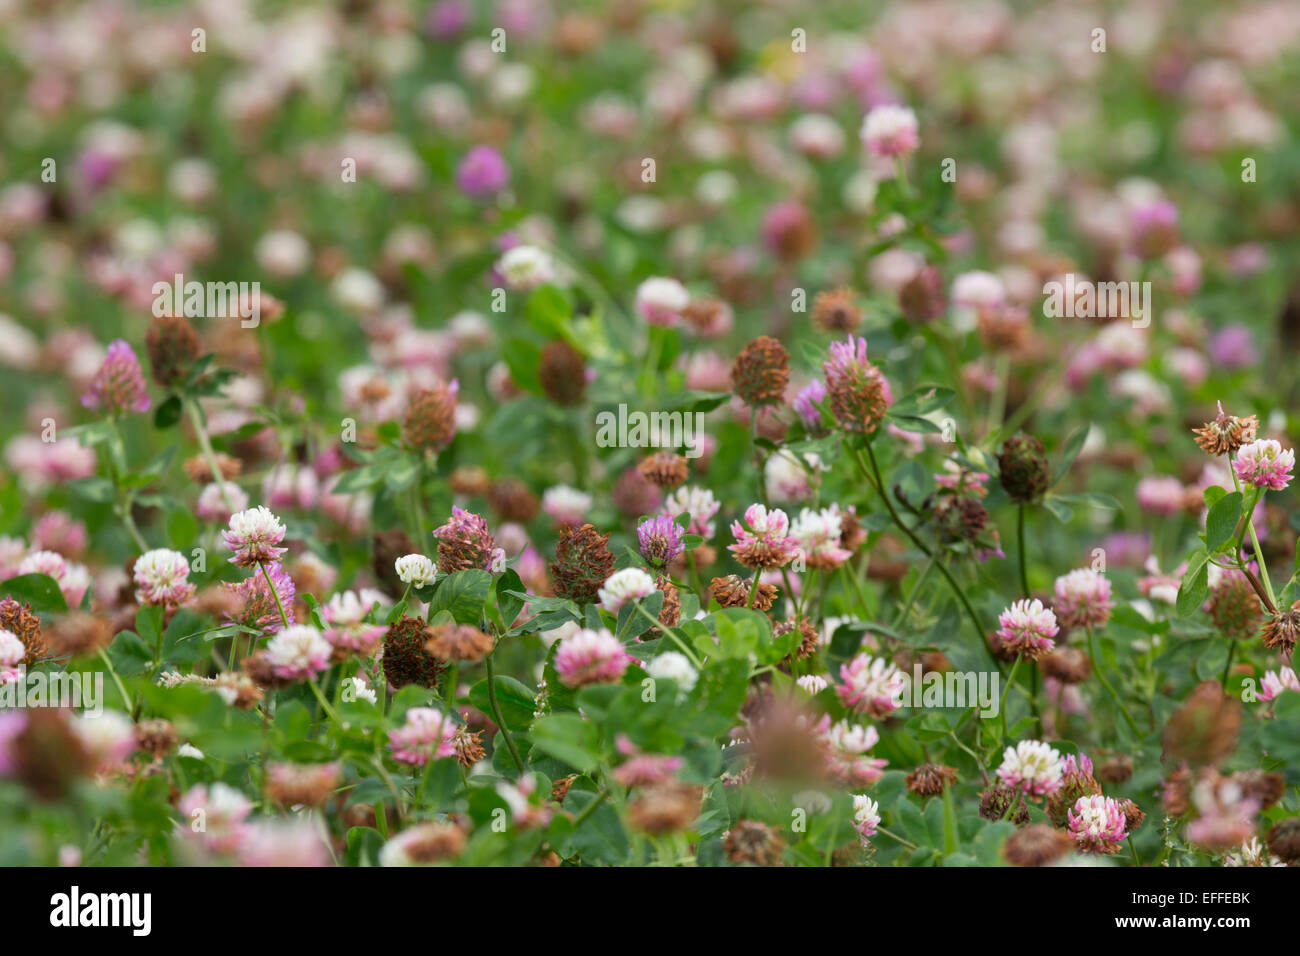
[456,146,510,198]
[426,0,470,39]
[637,514,684,569]
[82,340,150,415]
[1208,324,1259,370]
[792,379,828,429]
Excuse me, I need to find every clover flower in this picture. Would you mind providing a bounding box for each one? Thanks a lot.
[836,654,905,718]
[1067,795,1128,854]
[1233,439,1294,491]
[542,485,592,527]
[995,598,1059,659]
[1052,569,1114,630]
[792,379,827,429]
[196,482,248,523]
[851,794,881,843]
[432,506,505,573]
[789,505,853,570]
[662,485,720,539]
[1259,667,1299,702]
[822,335,890,435]
[644,651,698,694]
[0,629,25,685]
[596,567,656,613]
[456,144,509,197]
[133,548,196,607]
[263,625,331,681]
[394,553,437,587]
[554,627,632,687]
[222,506,288,567]
[321,591,387,656]
[388,707,458,767]
[81,339,150,415]
[224,561,294,632]
[636,514,684,569]
[495,244,556,291]
[860,104,919,157]
[728,503,799,570]
[997,740,1064,797]
[824,721,888,788]
[635,276,690,326]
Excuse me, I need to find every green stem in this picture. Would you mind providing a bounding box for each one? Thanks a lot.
[634,602,704,670]
[308,676,340,726]
[185,397,236,514]
[484,653,526,773]
[261,560,291,629]
[99,647,132,712]
[1085,626,1142,737]
[569,788,609,829]
[1017,503,1031,599]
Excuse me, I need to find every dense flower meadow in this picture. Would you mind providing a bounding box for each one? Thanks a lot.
[0,0,1298,868]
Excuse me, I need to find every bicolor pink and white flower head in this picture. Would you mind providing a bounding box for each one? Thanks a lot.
[1052,569,1113,630]
[72,709,136,771]
[321,591,387,656]
[388,706,457,766]
[222,505,288,567]
[0,629,25,685]
[264,625,331,681]
[133,548,196,607]
[996,599,1059,659]
[394,553,437,588]
[860,104,919,158]
[542,485,592,527]
[196,482,248,523]
[728,503,799,570]
[635,276,690,326]
[554,627,633,687]
[1067,795,1128,854]
[596,567,656,614]
[1233,439,1294,491]
[1259,667,1299,702]
[997,740,1064,797]
[1135,475,1185,515]
[824,721,887,788]
[18,549,66,580]
[81,339,150,415]
[836,654,905,718]
[495,245,557,291]
[662,486,721,540]
[177,782,253,854]
[790,505,853,570]
[852,793,881,843]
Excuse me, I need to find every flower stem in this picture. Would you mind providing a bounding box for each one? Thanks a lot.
[1085,625,1142,737]
[1017,503,1031,599]
[634,602,704,669]
[260,560,291,630]
[185,397,236,514]
[484,652,526,774]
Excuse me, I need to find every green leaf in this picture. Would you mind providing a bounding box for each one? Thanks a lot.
[154,395,183,429]
[468,676,536,733]
[495,570,526,629]
[1176,551,1210,617]
[427,569,493,625]
[529,714,602,771]
[1052,425,1089,488]
[1205,491,1242,553]
[1,573,67,613]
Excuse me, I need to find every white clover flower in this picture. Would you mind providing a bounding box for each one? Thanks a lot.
[596,567,657,613]
[997,740,1064,796]
[645,651,698,694]
[345,675,378,705]
[496,245,556,291]
[394,553,437,587]
[541,485,592,526]
[797,674,829,695]
[634,276,690,326]
[852,794,881,842]
[264,625,331,681]
[177,743,205,760]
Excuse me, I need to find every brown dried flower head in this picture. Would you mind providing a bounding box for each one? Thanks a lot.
[537,340,588,406]
[0,599,45,668]
[549,523,616,606]
[145,313,201,388]
[637,452,688,489]
[402,383,457,453]
[1162,681,1242,766]
[906,763,958,798]
[722,819,786,866]
[710,574,776,612]
[1003,823,1072,866]
[1192,402,1259,456]
[425,622,495,663]
[730,336,790,408]
[812,287,862,333]
[383,615,447,690]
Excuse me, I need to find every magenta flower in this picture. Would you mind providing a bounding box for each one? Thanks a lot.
[792,379,827,429]
[636,514,684,569]
[1233,439,1294,491]
[81,340,150,415]
[224,561,295,632]
[456,145,510,198]
[554,627,632,687]
[388,707,458,767]
[222,505,288,567]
